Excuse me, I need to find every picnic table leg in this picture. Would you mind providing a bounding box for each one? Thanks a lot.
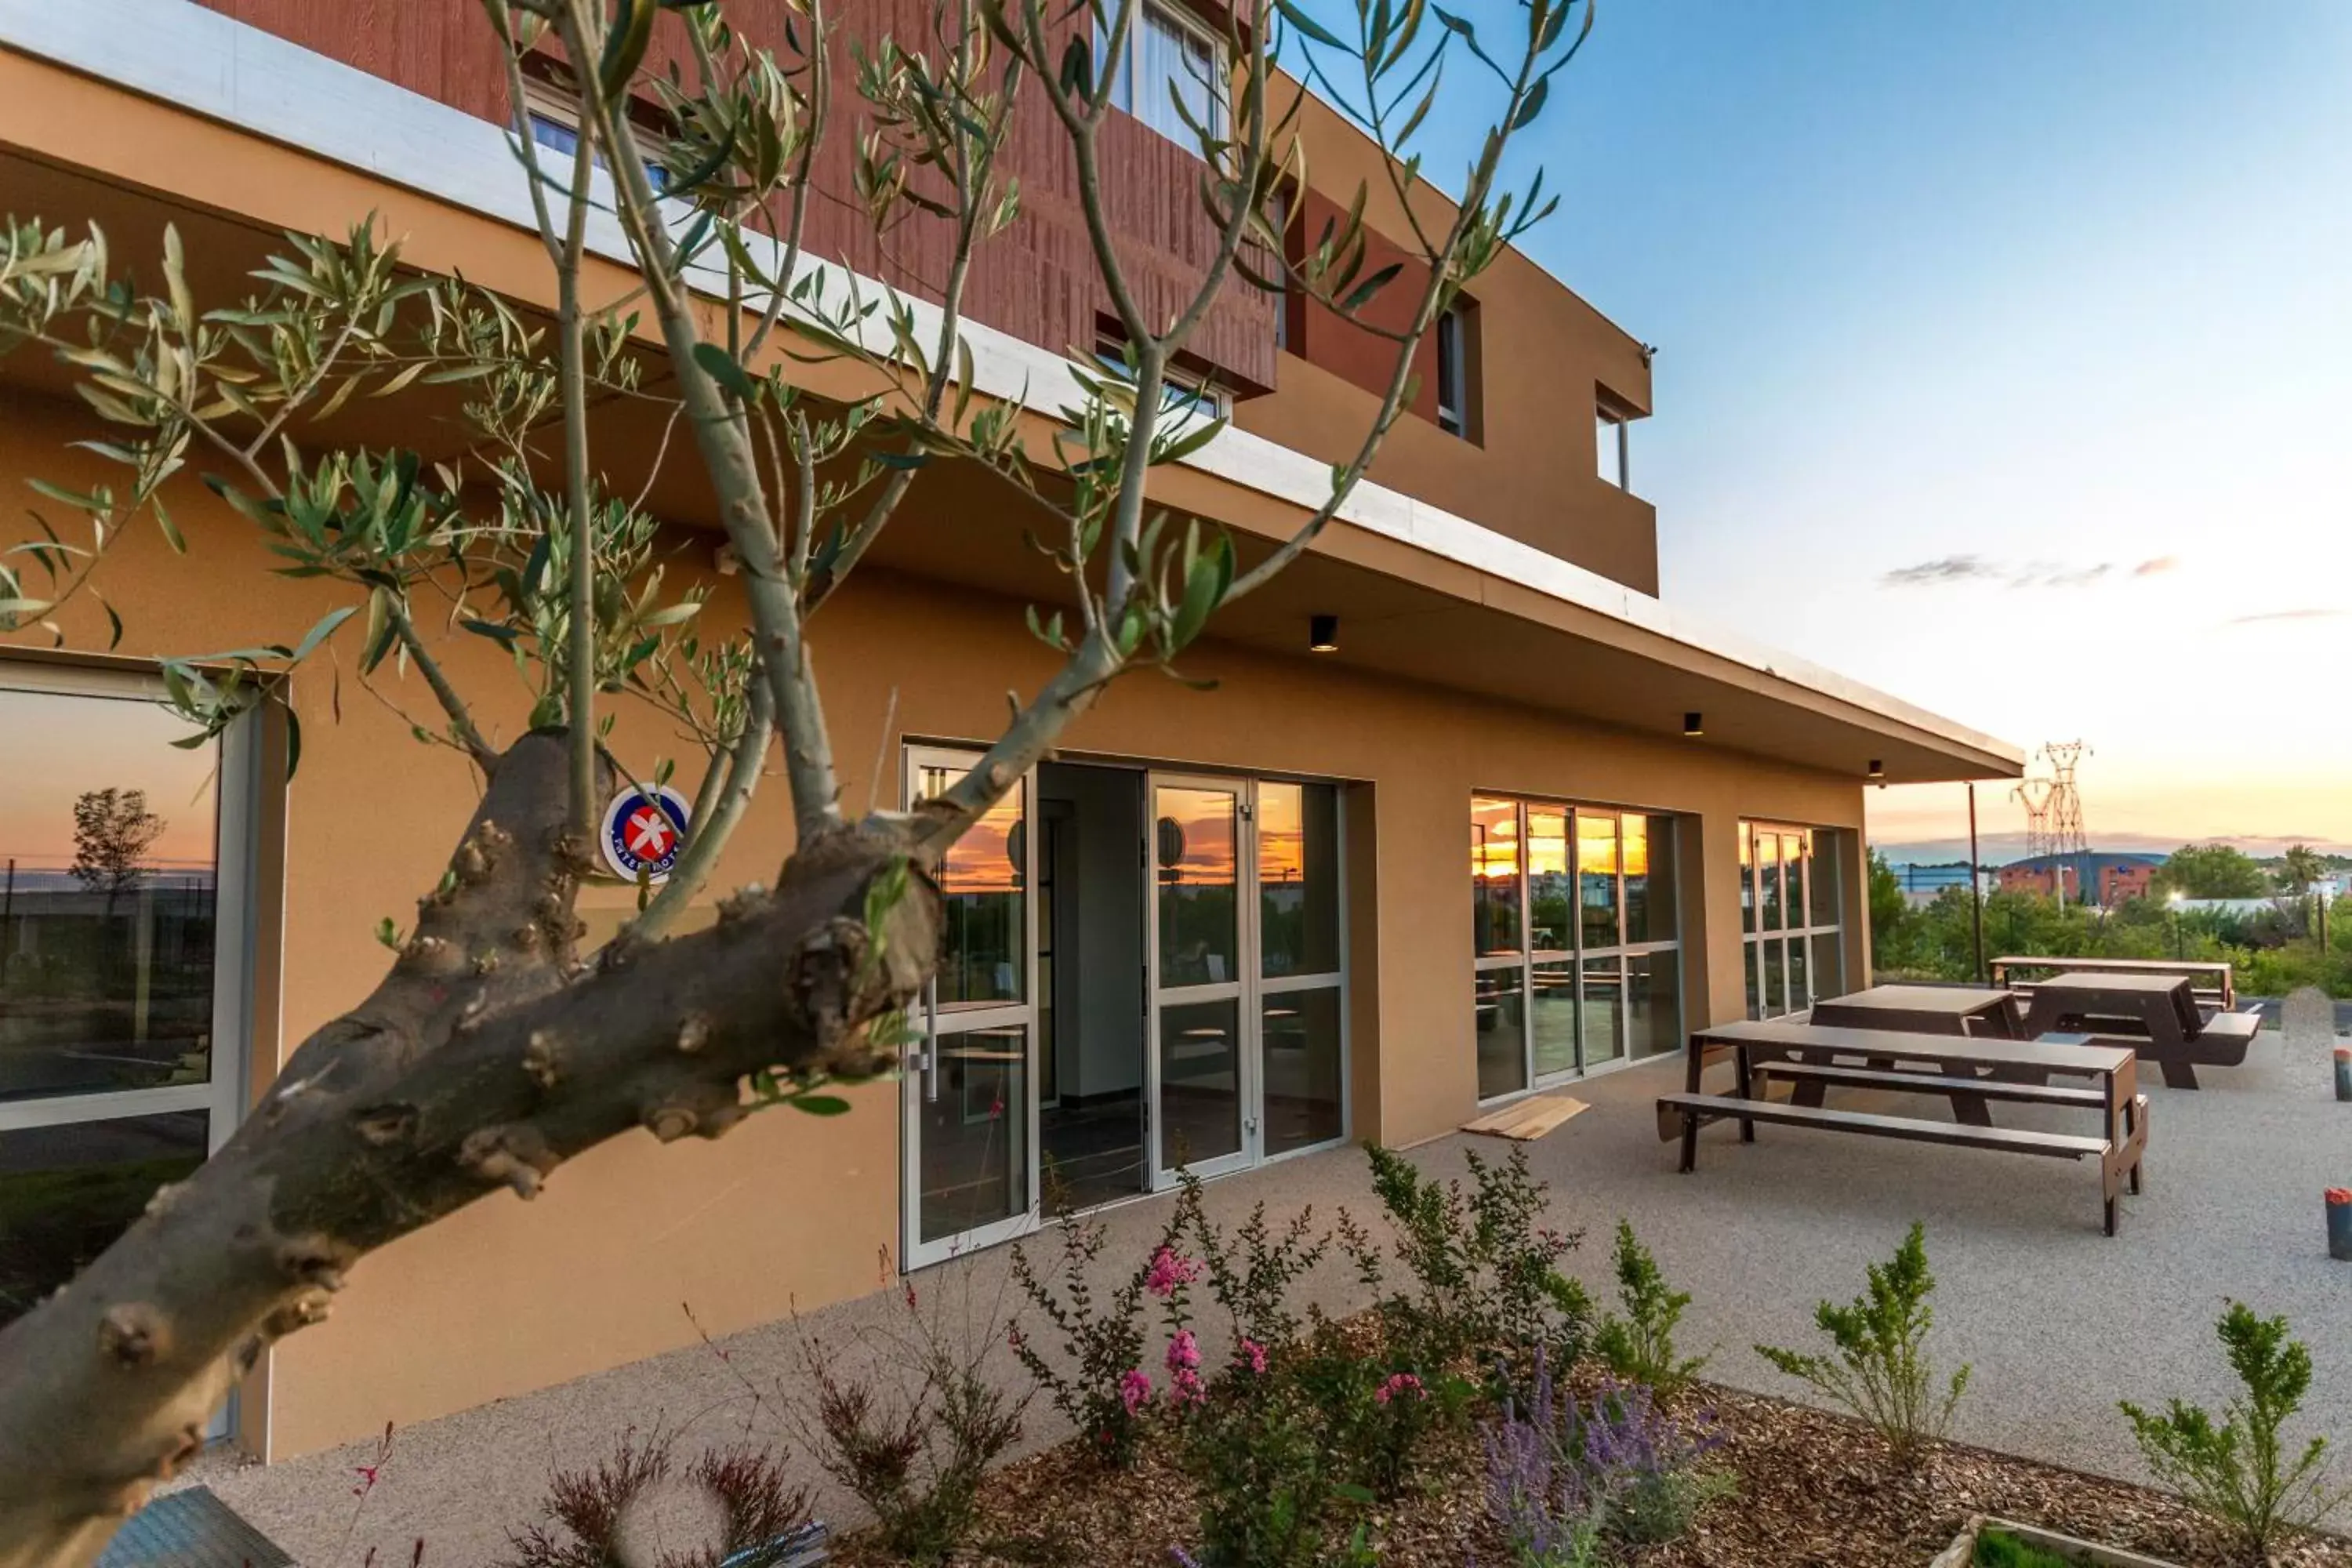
[1737,1044,1757,1143]
[2154,1054,2199,1091]
[1678,1040,1703,1173]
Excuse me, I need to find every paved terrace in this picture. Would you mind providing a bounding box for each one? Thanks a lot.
[202,1028,2352,1564]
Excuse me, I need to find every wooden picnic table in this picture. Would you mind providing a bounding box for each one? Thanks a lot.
[1657,1018,2148,1235]
[1807,983,2025,1039]
[1992,955,2234,1011]
[2018,971,2259,1090]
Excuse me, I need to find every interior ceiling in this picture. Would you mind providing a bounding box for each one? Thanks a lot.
[0,149,2016,786]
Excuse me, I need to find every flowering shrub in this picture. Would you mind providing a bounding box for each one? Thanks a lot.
[1007,1195,1192,1468]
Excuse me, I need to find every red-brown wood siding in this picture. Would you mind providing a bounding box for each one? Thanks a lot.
[194,0,1278,392]
[1285,184,1443,426]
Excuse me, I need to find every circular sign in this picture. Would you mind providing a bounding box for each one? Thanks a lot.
[599,783,691,884]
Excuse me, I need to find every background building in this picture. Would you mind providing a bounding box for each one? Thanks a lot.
[1997,851,2165,908]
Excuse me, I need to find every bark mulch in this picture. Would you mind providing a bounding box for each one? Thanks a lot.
[832,1378,2352,1568]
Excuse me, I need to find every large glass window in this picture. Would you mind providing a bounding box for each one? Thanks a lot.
[1469,797,1682,1095]
[921,765,1027,1007]
[1102,0,1224,148]
[1,671,250,1330]
[1741,822,1848,1019]
[1256,781,1344,1163]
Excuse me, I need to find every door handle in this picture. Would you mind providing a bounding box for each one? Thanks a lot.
[921,982,942,1104]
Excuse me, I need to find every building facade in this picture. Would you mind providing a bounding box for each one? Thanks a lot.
[1997,852,2163,908]
[0,0,2019,1465]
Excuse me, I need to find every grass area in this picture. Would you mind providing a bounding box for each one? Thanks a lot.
[1974,1525,2080,1567]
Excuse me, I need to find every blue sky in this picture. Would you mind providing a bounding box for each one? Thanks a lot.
[1332,2,2352,851]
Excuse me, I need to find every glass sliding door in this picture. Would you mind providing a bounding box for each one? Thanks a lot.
[0,664,258,1439]
[1742,822,1848,1018]
[1469,797,1683,1094]
[1258,782,1345,1160]
[1149,777,1251,1181]
[1471,796,1528,1098]
[902,748,1039,1267]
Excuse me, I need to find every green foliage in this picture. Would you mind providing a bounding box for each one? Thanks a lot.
[1592,1220,1708,1396]
[1006,1193,1185,1469]
[1345,1144,1590,1394]
[2153,842,2271,900]
[1969,1526,2073,1568]
[1755,1222,1969,1465]
[2120,1301,2350,1561]
[1176,1366,1377,1568]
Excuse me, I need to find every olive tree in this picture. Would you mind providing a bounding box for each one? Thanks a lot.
[0,0,1588,1559]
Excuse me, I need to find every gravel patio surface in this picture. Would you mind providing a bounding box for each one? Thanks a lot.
[201,1026,2352,1564]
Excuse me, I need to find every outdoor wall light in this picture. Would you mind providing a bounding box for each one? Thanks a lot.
[1308,614,1339,653]
[1867,758,1886,782]
[1682,711,1704,737]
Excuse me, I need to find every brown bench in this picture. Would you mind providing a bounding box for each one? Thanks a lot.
[2020,971,2259,1089]
[1660,1019,2150,1236]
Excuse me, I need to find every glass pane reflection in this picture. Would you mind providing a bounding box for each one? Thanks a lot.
[1259,782,1340,978]
[1475,967,1526,1099]
[919,764,1025,1007]
[1580,955,1624,1068]
[1625,815,1677,945]
[1577,812,1621,950]
[0,1109,207,1323]
[917,1023,1029,1243]
[1628,949,1680,1058]
[1160,996,1242,1167]
[1526,808,1570,953]
[1,687,220,1104]
[1471,797,1522,956]
[1261,985,1342,1156]
[1530,957,1576,1078]
[1157,787,1240,989]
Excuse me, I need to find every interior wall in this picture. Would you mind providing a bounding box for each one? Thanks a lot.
[1040,763,1144,1103]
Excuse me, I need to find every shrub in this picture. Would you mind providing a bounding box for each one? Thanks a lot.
[1592,1219,1708,1397]
[1175,1366,1374,1568]
[793,1265,1026,1565]
[1348,1143,1589,1392]
[1577,1376,1733,1544]
[500,1428,815,1568]
[1006,1191,1190,1468]
[1755,1221,1968,1465]
[1284,1310,1475,1502]
[2120,1301,2350,1561]
[1185,1178,1329,1350]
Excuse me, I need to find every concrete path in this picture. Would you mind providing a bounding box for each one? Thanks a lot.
[204,1027,2352,1564]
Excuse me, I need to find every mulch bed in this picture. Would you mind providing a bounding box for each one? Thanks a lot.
[833,1376,2352,1567]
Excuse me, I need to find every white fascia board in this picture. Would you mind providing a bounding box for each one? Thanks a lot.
[0,0,2021,769]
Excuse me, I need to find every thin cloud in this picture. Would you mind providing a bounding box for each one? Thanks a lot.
[1880,554,2180,591]
[2228,608,2346,625]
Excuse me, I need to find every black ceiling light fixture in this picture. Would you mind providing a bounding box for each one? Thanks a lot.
[1308,613,1340,653]
[1867,758,1886,783]
[1682,711,1704,737]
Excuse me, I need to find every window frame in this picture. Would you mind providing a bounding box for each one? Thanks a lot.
[1595,399,1631,488]
[1740,821,1846,1020]
[1436,303,1469,436]
[1099,0,1229,149]
[517,75,673,197]
[1471,793,1682,1102]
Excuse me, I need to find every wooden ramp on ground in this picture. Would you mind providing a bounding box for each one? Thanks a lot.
[1463,1093,1589,1141]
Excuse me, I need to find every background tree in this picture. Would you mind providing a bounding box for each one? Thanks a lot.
[2280,843,2324,897]
[0,0,1590,1559]
[2152,842,2269,900]
[67,787,165,920]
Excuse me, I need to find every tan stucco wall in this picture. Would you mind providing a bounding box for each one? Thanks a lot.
[2,383,1861,1457]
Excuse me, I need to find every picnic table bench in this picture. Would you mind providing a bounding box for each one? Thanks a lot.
[1991,955,2234,1012]
[2016,971,2259,1090]
[1657,1018,2149,1236]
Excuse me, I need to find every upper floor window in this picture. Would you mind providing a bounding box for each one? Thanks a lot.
[1095,330,1231,421]
[1595,401,1631,488]
[1102,0,1226,149]
[1436,301,1475,437]
[521,78,670,195]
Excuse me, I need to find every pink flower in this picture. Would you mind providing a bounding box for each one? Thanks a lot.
[1144,1245,1202,1298]
[1165,1329,1201,1373]
[1171,1367,1207,1406]
[1119,1368,1152,1414]
[1237,1338,1269,1376]
[1374,1373,1425,1406]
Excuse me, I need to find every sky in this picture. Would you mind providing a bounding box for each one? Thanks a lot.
[1337,1,2352,857]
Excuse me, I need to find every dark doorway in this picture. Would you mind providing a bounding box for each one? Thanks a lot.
[1036,761,1149,1210]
